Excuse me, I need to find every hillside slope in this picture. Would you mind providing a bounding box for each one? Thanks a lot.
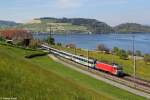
[17,17,114,33]
[115,23,150,33]
[0,44,110,100]
[1,18,150,33]
[0,20,18,29]
[0,44,147,100]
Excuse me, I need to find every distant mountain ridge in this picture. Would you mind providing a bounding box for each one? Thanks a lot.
[0,20,18,28]
[0,18,150,33]
[114,23,150,33]
[37,17,114,33]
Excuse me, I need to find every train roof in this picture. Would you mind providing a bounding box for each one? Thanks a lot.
[42,44,94,62]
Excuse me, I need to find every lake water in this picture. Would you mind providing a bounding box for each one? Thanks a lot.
[33,33,150,54]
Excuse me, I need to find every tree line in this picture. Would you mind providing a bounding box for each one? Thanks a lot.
[96,44,150,64]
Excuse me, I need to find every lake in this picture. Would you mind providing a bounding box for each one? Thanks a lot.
[33,33,150,54]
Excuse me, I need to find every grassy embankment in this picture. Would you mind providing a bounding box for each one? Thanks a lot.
[0,43,147,100]
[52,45,150,80]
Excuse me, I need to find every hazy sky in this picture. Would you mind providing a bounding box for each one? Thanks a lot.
[0,0,150,26]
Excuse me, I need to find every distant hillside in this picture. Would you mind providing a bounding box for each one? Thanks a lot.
[115,23,150,33]
[1,18,150,33]
[18,17,114,33]
[0,20,18,29]
[38,17,114,33]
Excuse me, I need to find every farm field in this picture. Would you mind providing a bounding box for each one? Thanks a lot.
[0,44,147,100]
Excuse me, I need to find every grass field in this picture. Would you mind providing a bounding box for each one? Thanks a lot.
[0,44,147,100]
[52,45,150,80]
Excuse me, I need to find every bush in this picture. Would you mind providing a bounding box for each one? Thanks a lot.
[118,49,128,60]
[127,50,133,55]
[29,39,41,49]
[15,40,24,46]
[0,37,5,42]
[135,50,142,57]
[96,44,109,53]
[66,43,76,48]
[144,54,150,64]
[112,47,119,55]
[56,43,62,46]
[25,52,48,58]
[46,36,55,45]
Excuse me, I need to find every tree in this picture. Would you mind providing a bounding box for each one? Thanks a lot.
[135,50,142,57]
[118,49,128,60]
[29,39,40,49]
[0,36,5,42]
[144,54,150,64]
[96,44,109,53]
[112,47,119,55]
[127,50,132,55]
[56,43,62,46]
[46,36,55,45]
[66,43,76,48]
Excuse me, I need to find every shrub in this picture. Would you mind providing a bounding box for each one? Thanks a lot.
[25,52,48,58]
[66,43,76,48]
[112,47,119,55]
[118,49,128,60]
[0,36,5,42]
[144,54,150,64]
[96,44,109,53]
[29,39,41,49]
[15,40,24,46]
[127,50,133,55]
[56,43,62,46]
[45,36,55,45]
[135,50,142,57]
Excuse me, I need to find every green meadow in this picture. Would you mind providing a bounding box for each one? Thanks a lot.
[0,44,147,100]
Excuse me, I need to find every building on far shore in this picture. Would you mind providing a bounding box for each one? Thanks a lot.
[0,29,32,46]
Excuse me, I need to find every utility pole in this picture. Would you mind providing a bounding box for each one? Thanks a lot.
[87,49,89,70]
[132,35,136,85]
[74,47,76,55]
[112,50,114,64]
[49,24,52,37]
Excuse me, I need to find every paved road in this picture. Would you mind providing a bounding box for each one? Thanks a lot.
[49,54,150,99]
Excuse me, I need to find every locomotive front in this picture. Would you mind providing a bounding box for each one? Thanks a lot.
[112,63,123,76]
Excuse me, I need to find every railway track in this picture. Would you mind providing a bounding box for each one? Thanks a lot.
[55,55,150,94]
[124,76,150,87]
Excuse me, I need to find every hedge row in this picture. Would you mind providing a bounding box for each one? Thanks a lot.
[25,52,48,58]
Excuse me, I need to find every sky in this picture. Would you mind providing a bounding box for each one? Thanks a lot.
[0,0,150,26]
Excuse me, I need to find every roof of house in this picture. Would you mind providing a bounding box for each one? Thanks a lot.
[0,29,32,40]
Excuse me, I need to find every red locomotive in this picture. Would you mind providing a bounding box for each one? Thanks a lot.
[95,62,123,76]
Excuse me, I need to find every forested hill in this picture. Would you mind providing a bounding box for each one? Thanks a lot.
[0,20,18,29]
[114,23,150,33]
[0,17,150,33]
[32,17,114,33]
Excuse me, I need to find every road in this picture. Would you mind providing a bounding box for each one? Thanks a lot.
[49,54,150,99]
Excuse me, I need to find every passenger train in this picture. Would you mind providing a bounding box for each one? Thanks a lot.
[41,44,123,77]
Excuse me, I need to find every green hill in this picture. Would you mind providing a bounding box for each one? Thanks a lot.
[17,17,114,33]
[0,20,18,29]
[0,44,108,99]
[0,43,147,100]
[115,23,150,33]
[1,18,150,33]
